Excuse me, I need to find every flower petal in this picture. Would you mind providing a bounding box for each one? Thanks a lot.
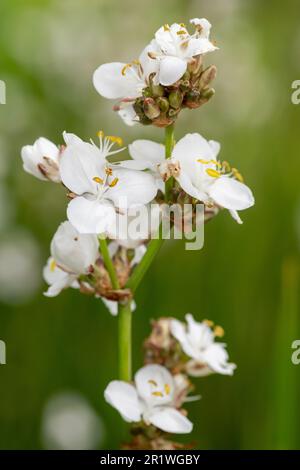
[203,343,237,375]
[158,56,187,86]
[149,407,193,434]
[107,169,157,209]
[67,197,116,235]
[135,364,174,407]
[118,105,137,127]
[209,177,255,211]
[171,318,199,359]
[104,381,142,423]
[129,140,165,169]
[93,62,143,100]
[43,258,76,297]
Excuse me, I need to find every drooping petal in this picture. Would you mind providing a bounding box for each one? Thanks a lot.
[148,407,193,434]
[50,221,99,273]
[21,137,59,181]
[170,318,199,359]
[106,168,157,209]
[185,359,212,377]
[118,105,138,127]
[208,177,255,211]
[60,140,105,195]
[67,197,116,235]
[104,381,142,423]
[158,56,187,86]
[185,313,214,351]
[43,258,77,297]
[93,62,144,100]
[139,41,160,81]
[229,209,243,225]
[135,364,174,407]
[63,131,83,146]
[36,137,60,162]
[203,343,237,375]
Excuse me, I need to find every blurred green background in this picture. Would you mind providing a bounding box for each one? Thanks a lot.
[0,0,299,450]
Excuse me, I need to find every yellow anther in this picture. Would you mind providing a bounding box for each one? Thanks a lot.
[93,176,104,185]
[152,391,163,397]
[164,384,171,395]
[177,30,187,35]
[214,325,225,338]
[206,169,221,178]
[108,177,119,188]
[121,63,132,76]
[198,159,220,167]
[132,59,140,66]
[232,168,244,183]
[50,259,56,272]
[106,135,123,147]
[105,167,113,176]
[148,379,158,387]
[203,319,214,328]
[180,23,186,28]
[163,24,170,31]
[97,130,104,138]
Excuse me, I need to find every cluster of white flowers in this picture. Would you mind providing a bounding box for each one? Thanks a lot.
[105,314,235,434]
[20,16,253,446]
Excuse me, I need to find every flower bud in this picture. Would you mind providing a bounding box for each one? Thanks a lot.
[168,90,183,109]
[149,74,164,97]
[184,89,201,109]
[200,87,215,100]
[156,97,169,113]
[180,80,190,92]
[143,98,160,119]
[198,65,217,90]
[142,87,152,98]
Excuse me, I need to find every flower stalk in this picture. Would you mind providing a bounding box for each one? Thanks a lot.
[118,300,132,381]
[164,123,175,201]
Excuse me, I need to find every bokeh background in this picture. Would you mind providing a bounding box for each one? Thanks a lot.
[0,0,299,450]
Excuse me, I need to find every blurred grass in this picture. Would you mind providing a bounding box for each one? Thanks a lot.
[0,0,299,449]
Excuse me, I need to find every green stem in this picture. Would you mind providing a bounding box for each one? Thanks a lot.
[164,123,175,201]
[126,224,164,294]
[118,301,132,381]
[99,237,119,290]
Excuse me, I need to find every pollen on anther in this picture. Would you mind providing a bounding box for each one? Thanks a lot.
[214,325,225,338]
[93,176,104,185]
[97,130,104,139]
[50,259,57,272]
[109,177,119,188]
[206,168,220,178]
[152,391,163,397]
[163,24,170,31]
[148,379,158,387]
[164,384,171,395]
[106,135,123,147]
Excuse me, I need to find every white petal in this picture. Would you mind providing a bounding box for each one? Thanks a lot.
[129,140,165,169]
[158,56,187,86]
[36,137,60,162]
[204,343,237,375]
[176,169,207,201]
[149,407,193,434]
[209,177,255,211]
[170,318,199,359]
[93,62,143,100]
[104,381,142,423]
[135,364,174,407]
[101,298,118,316]
[118,105,137,127]
[43,258,76,297]
[50,221,99,273]
[131,245,147,266]
[229,209,243,224]
[63,131,83,146]
[60,140,104,195]
[139,41,160,80]
[21,145,47,180]
[190,18,212,38]
[208,140,221,159]
[107,169,157,209]
[185,359,212,377]
[67,197,116,235]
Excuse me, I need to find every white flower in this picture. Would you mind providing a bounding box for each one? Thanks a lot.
[43,221,99,297]
[59,132,157,234]
[21,137,61,182]
[104,364,193,434]
[93,45,159,126]
[171,314,236,376]
[149,18,217,86]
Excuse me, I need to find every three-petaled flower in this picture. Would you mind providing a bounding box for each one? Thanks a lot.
[104,364,193,434]
[171,313,236,376]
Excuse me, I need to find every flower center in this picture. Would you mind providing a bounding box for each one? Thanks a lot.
[148,379,171,397]
[197,158,244,182]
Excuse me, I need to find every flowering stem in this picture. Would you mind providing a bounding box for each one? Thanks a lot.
[118,301,132,381]
[165,123,175,201]
[126,224,164,294]
[99,237,120,290]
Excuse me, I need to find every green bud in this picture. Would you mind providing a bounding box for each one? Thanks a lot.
[184,89,201,109]
[168,90,183,109]
[142,87,152,98]
[143,97,160,119]
[149,73,164,97]
[133,97,144,115]
[168,108,180,118]
[200,87,215,100]
[182,70,191,80]
[198,65,217,90]
[156,97,169,113]
[180,80,190,92]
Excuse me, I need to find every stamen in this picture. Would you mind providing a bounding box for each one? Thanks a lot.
[93,176,104,185]
[164,384,171,395]
[97,130,104,138]
[203,319,214,327]
[121,63,132,76]
[198,159,221,167]
[222,161,231,172]
[148,379,158,387]
[214,325,225,338]
[108,177,119,188]
[177,30,187,35]
[232,168,244,183]
[180,23,186,28]
[105,167,113,176]
[106,135,123,147]
[152,391,163,397]
[50,259,56,272]
[206,169,221,178]
[163,24,170,31]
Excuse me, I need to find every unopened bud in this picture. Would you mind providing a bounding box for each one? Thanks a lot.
[149,74,164,97]
[180,80,190,92]
[168,108,180,118]
[168,90,183,109]
[200,87,215,100]
[156,97,169,113]
[143,97,160,119]
[198,65,217,90]
[142,87,152,98]
[184,89,201,109]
